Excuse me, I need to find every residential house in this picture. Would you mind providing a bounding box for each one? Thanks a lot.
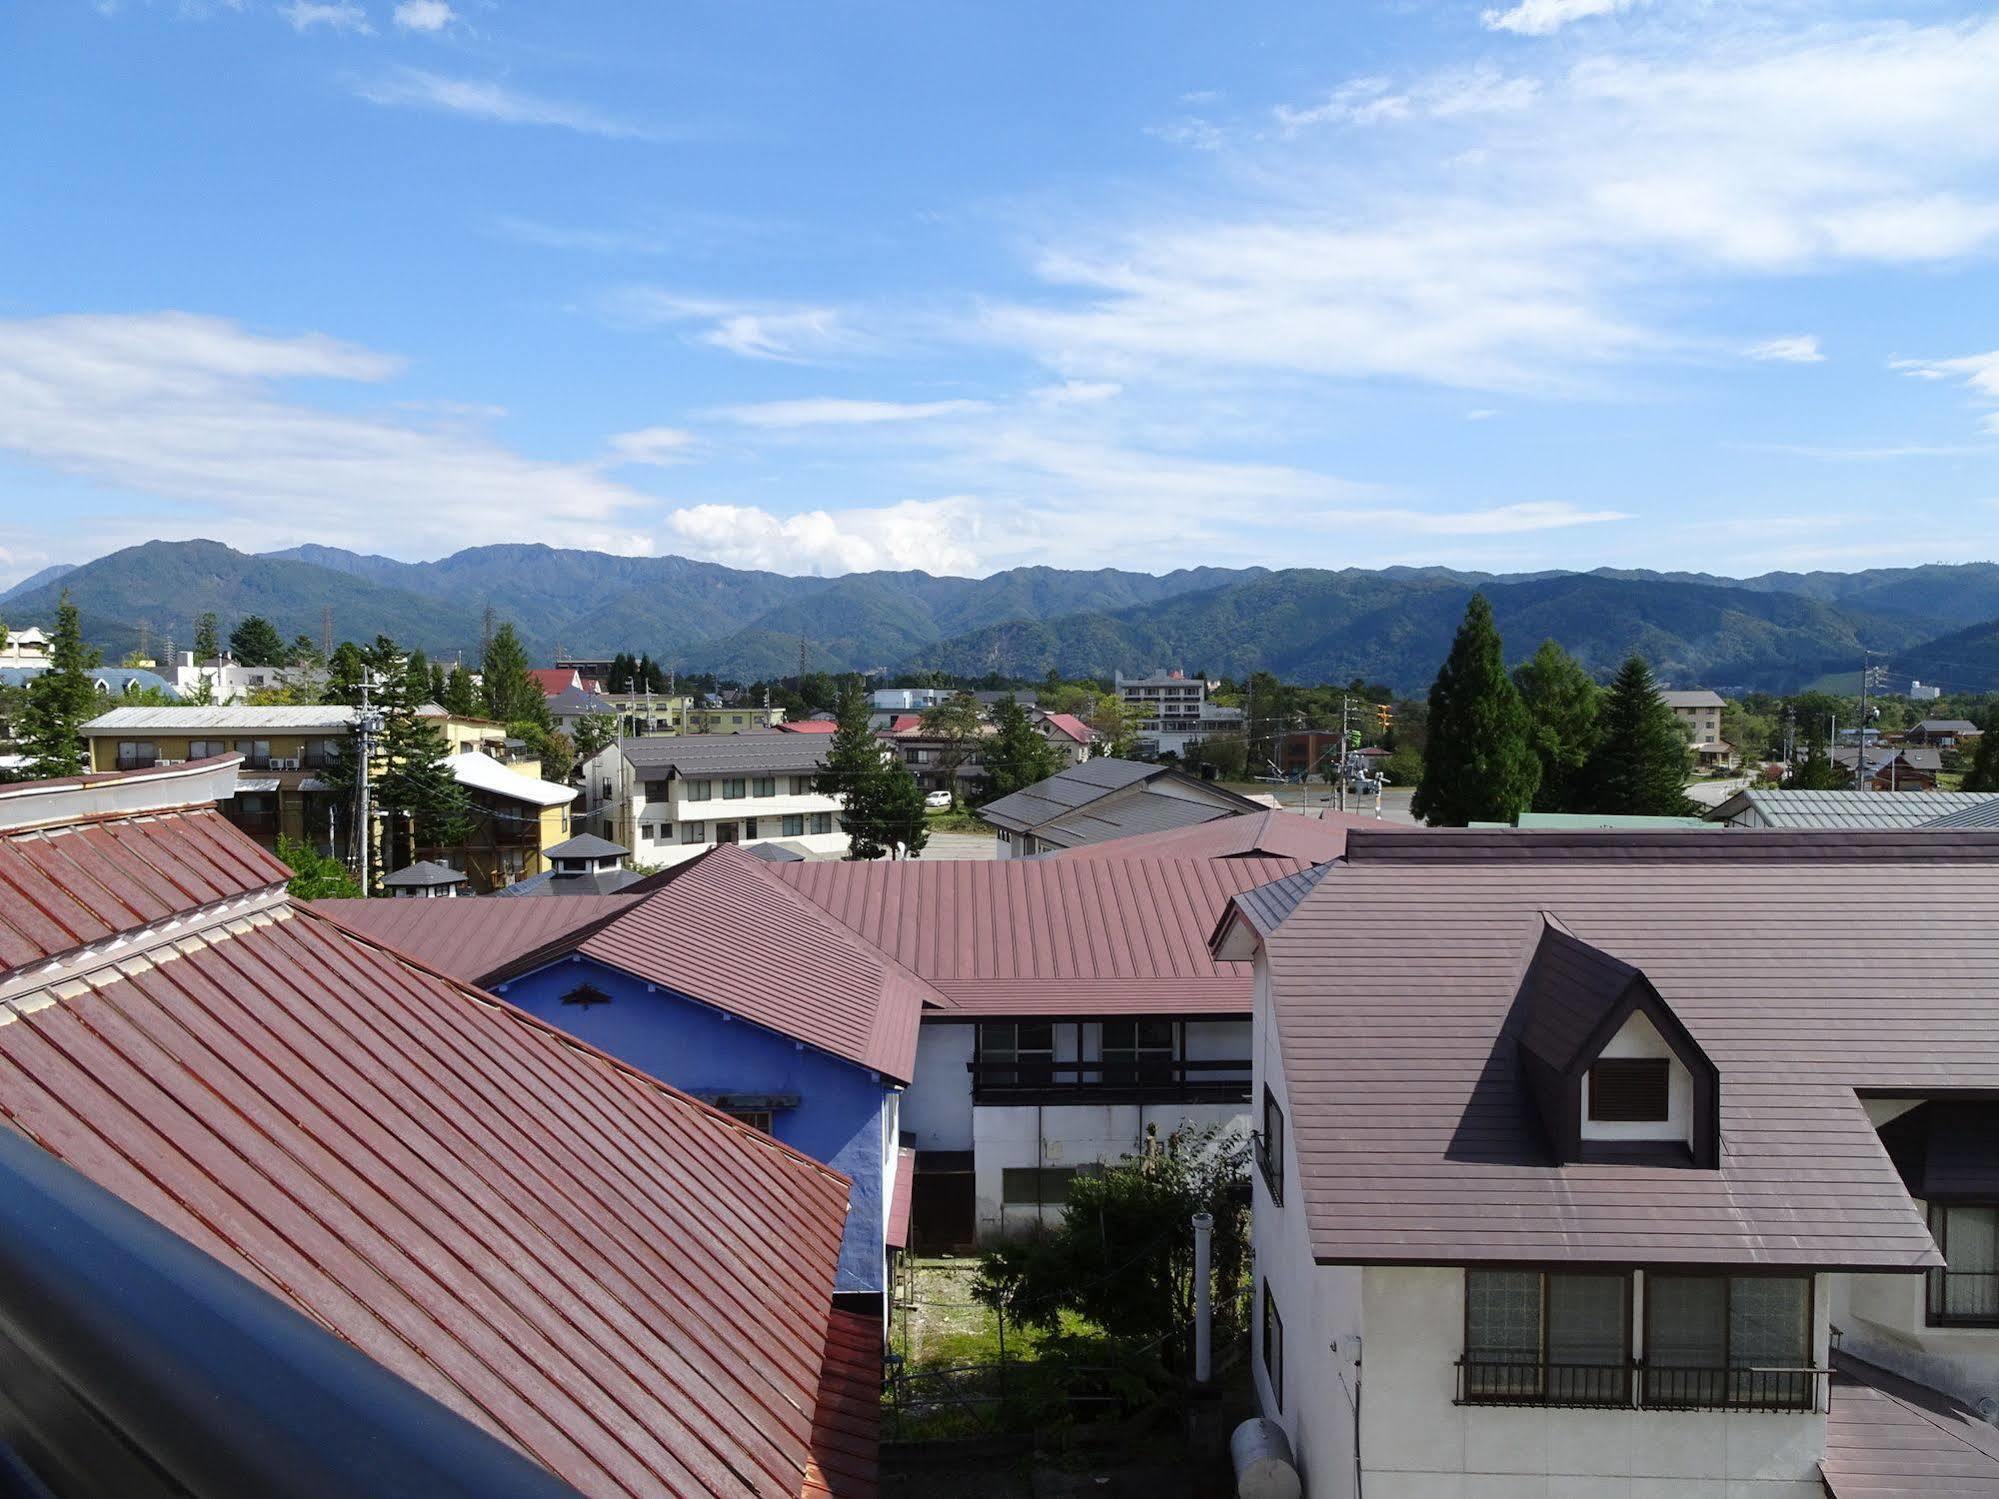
[429,748,577,892]
[492,833,652,896]
[0,624,51,670]
[1658,688,1736,769]
[171,651,318,701]
[527,665,598,697]
[1114,668,1246,757]
[1831,744,1942,790]
[581,730,844,867]
[872,687,952,712]
[1,665,178,698]
[1907,718,1984,748]
[978,757,1264,858]
[551,652,615,683]
[0,756,878,1499]
[1033,710,1095,767]
[1213,825,1999,1498]
[380,858,467,897]
[543,681,618,736]
[1708,787,1999,828]
[877,713,991,797]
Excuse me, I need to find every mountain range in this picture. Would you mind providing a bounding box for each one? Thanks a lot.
[7,539,1999,696]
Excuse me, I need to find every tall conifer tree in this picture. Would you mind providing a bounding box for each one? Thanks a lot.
[1584,656,1694,815]
[1513,639,1602,814]
[1412,594,1540,826]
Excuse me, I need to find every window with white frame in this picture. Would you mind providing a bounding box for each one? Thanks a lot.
[681,822,704,844]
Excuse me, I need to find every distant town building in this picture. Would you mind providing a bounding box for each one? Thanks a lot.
[0,625,51,670]
[1657,688,1735,769]
[978,757,1262,858]
[172,652,317,702]
[381,859,468,898]
[1910,679,1943,701]
[1906,718,1983,748]
[580,730,844,867]
[1114,668,1245,756]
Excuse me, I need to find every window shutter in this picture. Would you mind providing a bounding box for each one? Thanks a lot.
[1588,1058,1670,1122]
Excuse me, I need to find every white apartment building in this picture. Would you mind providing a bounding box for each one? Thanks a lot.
[581,730,844,867]
[172,652,321,702]
[1113,668,1244,756]
[1215,825,1999,1499]
[0,626,51,670]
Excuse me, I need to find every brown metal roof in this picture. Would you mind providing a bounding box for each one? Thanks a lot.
[0,804,290,971]
[1823,1354,1999,1497]
[1257,830,1999,1269]
[801,1309,880,1499]
[312,895,640,985]
[579,845,940,1082]
[1043,807,1404,864]
[774,857,1298,1016]
[0,798,861,1499]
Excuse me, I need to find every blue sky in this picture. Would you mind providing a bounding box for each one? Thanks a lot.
[2,0,1997,586]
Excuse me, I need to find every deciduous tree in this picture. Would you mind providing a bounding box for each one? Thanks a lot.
[1412,594,1540,826]
[919,691,987,809]
[981,695,1059,802]
[1513,639,1601,814]
[1961,706,1999,792]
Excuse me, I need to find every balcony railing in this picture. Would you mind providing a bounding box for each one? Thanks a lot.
[967,1057,1251,1105]
[1456,1357,1826,1413]
[1928,1269,1999,1326]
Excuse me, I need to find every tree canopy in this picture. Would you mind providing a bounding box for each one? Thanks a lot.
[819,686,928,859]
[980,695,1059,803]
[480,623,546,727]
[1412,594,1540,827]
[17,591,100,779]
[1513,639,1602,814]
[917,691,987,809]
[227,614,287,667]
[1583,656,1693,816]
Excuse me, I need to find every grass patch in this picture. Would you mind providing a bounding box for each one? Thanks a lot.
[924,807,994,835]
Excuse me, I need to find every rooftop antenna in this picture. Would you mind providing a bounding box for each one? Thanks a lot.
[320,604,333,660]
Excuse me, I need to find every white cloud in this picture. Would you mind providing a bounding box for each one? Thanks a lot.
[1031,380,1122,405]
[281,0,372,33]
[606,426,697,465]
[662,498,986,576]
[1482,0,1640,36]
[1894,350,1999,432]
[354,68,654,139]
[715,398,987,428]
[1147,117,1226,152]
[0,312,651,559]
[991,16,1999,395]
[391,0,452,30]
[1328,501,1627,535]
[1746,335,1824,364]
[604,290,861,362]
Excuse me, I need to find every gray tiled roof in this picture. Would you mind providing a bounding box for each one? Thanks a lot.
[544,833,628,859]
[1034,790,1233,848]
[1922,798,1999,830]
[620,733,827,777]
[381,859,467,887]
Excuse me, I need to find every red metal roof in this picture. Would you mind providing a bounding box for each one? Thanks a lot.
[578,845,941,1081]
[884,715,925,734]
[311,895,640,986]
[0,794,862,1499]
[0,804,290,971]
[774,857,1299,1015]
[1036,713,1094,744]
[1042,807,1406,864]
[801,1309,880,1498]
[1257,829,1999,1269]
[527,668,579,695]
[776,721,839,734]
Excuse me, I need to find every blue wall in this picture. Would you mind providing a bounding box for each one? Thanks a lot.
[499,955,890,1295]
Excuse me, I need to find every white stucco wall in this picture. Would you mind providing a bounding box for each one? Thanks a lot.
[1580,1011,1695,1148]
[903,1023,975,1152]
[972,1099,1247,1241]
[1356,1267,1829,1498]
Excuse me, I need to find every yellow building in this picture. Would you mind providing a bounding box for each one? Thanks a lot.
[598,692,787,736]
[81,706,575,891]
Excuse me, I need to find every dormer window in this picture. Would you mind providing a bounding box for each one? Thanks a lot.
[1588,1058,1670,1123]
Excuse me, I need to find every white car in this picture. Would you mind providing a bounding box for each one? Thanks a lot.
[924,790,953,809]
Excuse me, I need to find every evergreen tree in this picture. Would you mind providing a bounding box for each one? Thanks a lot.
[1513,639,1602,813]
[982,695,1060,802]
[369,640,474,875]
[1784,750,1848,790]
[480,623,546,727]
[18,591,101,779]
[607,653,634,694]
[874,760,930,860]
[441,663,479,718]
[193,612,221,664]
[227,615,287,667]
[289,634,325,671]
[1412,594,1540,826]
[429,661,447,706]
[1961,705,1999,792]
[325,641,367,705]
[1583,656,1694,816]
[819,686,900,859]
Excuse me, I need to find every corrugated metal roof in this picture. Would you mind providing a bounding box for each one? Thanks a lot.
[1926,799,1999,830]
[885,1147,915,1250]
[447,750,577,808]
[622,734,828,777]
[1709,788,1999,828]
[312,895,640,985]
[82,705,357,732]
[1822,1354,1999,1497]
[976,758,1163,832]
[1042,807,1395,863]
[775,857,1300,1016]
[801,1309,880,1499]
[1034,791,1233,848]
[1036,713,1094,743]
[0,796,859,1499]
[1259,829,1999,1269]
[578,846,939,1082]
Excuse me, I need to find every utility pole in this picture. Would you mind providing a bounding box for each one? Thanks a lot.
[355,672,383,897]
[321,604,333,660]
[1855,650,1871,792]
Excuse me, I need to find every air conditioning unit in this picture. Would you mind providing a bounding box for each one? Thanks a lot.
[153,758,185,767]
[270,756,301,771]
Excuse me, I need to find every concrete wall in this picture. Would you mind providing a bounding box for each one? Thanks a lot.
[1356,1267,1829,1498]
[495,954,892,1296]
[903,1023,975,1152]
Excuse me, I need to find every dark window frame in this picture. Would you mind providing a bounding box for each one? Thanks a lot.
[1588,1057,1671,1123]
[1257,1086,1285,1207]
[1641,1271,1816,1411]
[1261,1280,1284,1412]
[1927,1202,1999,1327]
[1460,1268,1633,1407]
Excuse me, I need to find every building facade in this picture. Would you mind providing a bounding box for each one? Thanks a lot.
[581,731,844,866]
[1113,669,1246,757]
